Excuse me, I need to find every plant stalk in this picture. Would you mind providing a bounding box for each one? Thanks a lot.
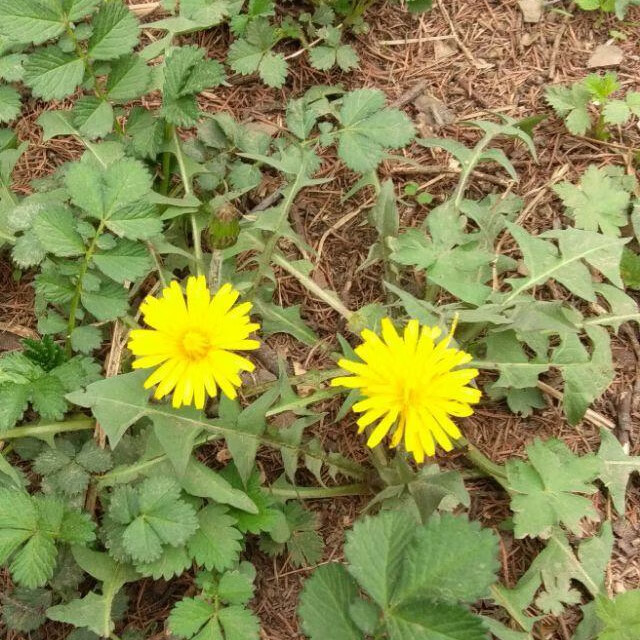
[266,483,371,500]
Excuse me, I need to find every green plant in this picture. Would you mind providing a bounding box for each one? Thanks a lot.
[576,0,640,19]
[546,72,640,140]
[0,0,639,638]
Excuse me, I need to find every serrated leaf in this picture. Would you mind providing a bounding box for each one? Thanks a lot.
[23,46,85,100]
[92,237,152,283]
[106,54,151,101]
[505,224,626,302]
[0,382,30,431]
[1,587,51,632]
[506,438,600,539]
[337,89,415,173]
[0,0,66,45]
[70,325,102,353]
[386,601,488,640]
[596,591,640,640]
[344,510,416,608]
[0,85,20,124]
[80,280,128,321]
[117,476,199,563]
[88,1,139,61]
[188,504,242,572]
[137,545,191,580]
[299,564,362,640]
[553,165,633,236]
[10,532,57,589]
[72,96,114,139]
[65,157,152,219]
[105,201,163,240]
[597,427,640,513]
[32,204,85,257]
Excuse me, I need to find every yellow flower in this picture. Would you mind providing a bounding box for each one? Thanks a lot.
[128,275,260,409]
[331,318,480,463]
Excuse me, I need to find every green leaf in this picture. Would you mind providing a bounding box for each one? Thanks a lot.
[299,563,362,640]
[393,513,500,604]
[32,204,85,257]
[46,592,115,637]
[344,509,416,608]
[1,587,51,632]
[65,157,153,219]
[0,0,67,45]
[88,1,139,61]
[0,86,20,124]
[137,545,191,580]
[386,602,489,640]
[163,45,226,126]
[223,386,279,486]
[337,89,415,172]
[506,438,600,539]
[603,99,631,125]
[597,427,640,513]
[621,247,640,289]
[0,382,30,431]
[553,165,634,236]
[169,596,260,640]
[105,201,163,240]
[70,325,102,353]
[23,46,85,100]
[596,591,640,640]
[92,238,152,283]
[118,476,199,563]
[505,224,626,302]
[188,504,242,572]
[80,280,129,321]
[72,96,114,139]
[106,54,151,101]
[545,84,592,135]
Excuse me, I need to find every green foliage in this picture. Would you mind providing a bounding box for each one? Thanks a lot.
[169,565,260,640]
[505,438,600,539]
[546,72,640,138]
[1,587,52,632]
[104,476,199,565]
[595,590,640,639]
[0,349,99,431]
[259,502,323,567]
[299,510,499,640]
[34,436,113,496]
[0,488,95,588]
[576,0,640,19]
[553,165,636,236]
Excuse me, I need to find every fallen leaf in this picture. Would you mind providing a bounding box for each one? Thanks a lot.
[588,44,624,68]
[518,0,543,23]
[414,92,455,128]
[434,39,457,60]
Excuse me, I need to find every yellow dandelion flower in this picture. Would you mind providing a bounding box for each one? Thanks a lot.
[128,275,260,409]
[331,317,480,463]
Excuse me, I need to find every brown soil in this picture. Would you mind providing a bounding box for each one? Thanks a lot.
[1,1,640,639]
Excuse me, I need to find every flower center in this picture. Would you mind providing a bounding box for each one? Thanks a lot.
[181,330,210,360]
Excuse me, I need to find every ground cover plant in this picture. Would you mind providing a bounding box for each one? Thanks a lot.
[0,1,639,639]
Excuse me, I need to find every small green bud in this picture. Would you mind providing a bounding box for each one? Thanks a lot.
[208,203,240,250]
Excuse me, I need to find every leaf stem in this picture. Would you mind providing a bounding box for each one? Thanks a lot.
[170,126,203,276]
[65,220,106,356]
[1,416,95,440]
[265,482,371,499]
[452,133,491,210]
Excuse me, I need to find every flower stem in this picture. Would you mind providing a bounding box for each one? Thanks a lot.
[458,438,509,488]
